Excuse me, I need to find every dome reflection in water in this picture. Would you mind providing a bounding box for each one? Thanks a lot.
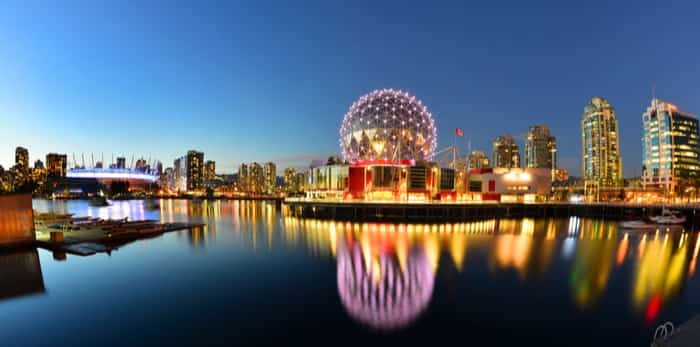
[336,228,435,331]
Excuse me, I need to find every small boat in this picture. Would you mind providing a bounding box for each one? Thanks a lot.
[619,220,657,229]
[649,208,686,225]
[89,196,110,207]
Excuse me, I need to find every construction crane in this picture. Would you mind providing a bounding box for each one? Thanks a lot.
[433,145,467,171]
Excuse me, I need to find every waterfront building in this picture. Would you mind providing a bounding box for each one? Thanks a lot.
[31,165,47,193]
[492,135,520,169]
[173,157,186,192]
[525,125,556,169]
[155,161,163,176]
[15,147,29,176]
[249,162,264,194]
[334,89,460,201]
[469,167,552,203]
[553,168,569,182]
[306,164,350,199]
[46,153,67,178]
[65,168,158,191]
[296,172,306,192]
[263,162,276,193]
[642,99,700,195]
[283,167,297,193]
[582,97,622,199]
[238,163,249,192]
[205,161,216,181]
[185,150,204,191]
[116,157,126,169]
[467,150,490,169]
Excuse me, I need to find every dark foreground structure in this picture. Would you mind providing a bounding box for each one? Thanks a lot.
[0,194,35,247]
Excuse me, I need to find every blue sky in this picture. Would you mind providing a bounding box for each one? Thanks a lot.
[1,0,699,175]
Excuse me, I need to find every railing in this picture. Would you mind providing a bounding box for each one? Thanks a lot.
[283,197,700,209]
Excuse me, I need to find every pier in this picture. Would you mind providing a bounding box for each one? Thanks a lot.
[283,200,700,225]
[33,213,205,256]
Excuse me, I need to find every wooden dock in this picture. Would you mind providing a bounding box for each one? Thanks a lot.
[34,216,205,256]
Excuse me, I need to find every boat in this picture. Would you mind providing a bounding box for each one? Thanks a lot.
[89,196,110,207]
[619,219,657,229]
[649,208,686,225]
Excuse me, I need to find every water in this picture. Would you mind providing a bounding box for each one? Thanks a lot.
[1,199,700,346]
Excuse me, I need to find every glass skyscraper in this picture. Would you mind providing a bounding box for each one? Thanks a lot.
[492,135,520,169]
[525,125,556,169]
[642,99,700,194]
[581,97,622,199]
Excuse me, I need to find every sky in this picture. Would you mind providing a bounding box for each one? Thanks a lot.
[1,0,699,176]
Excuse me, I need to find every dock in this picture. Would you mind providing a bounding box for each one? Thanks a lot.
[284,200,700,225]
[33,214,205,256]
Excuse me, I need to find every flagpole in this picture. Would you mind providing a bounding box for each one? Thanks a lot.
[452,129,457,170]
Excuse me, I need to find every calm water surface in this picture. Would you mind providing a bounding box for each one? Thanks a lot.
[1,199,700,346]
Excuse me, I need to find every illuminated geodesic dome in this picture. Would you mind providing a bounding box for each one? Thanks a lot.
[340,89,437,163]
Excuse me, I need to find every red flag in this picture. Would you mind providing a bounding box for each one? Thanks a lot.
[455,128,464,137]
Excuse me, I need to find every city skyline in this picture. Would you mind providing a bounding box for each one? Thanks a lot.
[2,1,699,175]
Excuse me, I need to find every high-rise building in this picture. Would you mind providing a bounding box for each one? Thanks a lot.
[186,150,204,191]
[525,125,556,169]
[553,168,569,182]
[467,150,490,170]
[238,163,249,192]
[263,162,276,193]
[34,160,44,169]
[15,147,29,175]
[205,161,216,181]
[582,97,622,198]
[492,135,520,168]
[284,167,297,193]
[164,167,175,191]
[46,153,68,178]
[174,158,186,191]
[642,99,700,194]
[116,157,126,169]
[296,172,306,192]
[155,161,163,176]
[135,158,147,172]
[249,162,263,194]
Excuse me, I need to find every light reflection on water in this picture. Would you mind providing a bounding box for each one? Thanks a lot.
[2,199,698,345]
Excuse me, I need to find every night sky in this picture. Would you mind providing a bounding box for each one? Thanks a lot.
[1,0,698,175]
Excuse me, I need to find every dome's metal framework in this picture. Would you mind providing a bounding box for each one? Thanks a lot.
[340,89,437,163]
